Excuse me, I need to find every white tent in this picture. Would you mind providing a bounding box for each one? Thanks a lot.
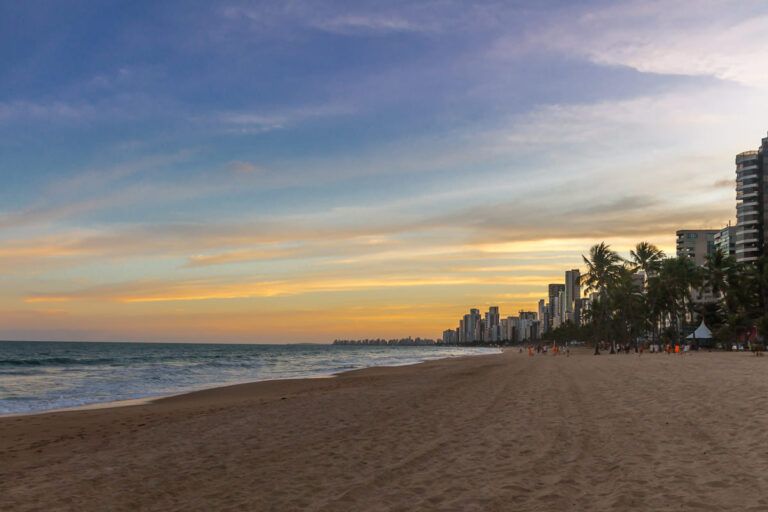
[686,320,713,339]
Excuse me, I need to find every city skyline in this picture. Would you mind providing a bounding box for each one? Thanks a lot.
[2,1,768,342]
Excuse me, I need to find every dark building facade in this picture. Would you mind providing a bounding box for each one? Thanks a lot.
[735,132,768,263]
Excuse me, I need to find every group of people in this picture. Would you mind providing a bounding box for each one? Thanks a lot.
[647,343,690,355]
[523,344,570,357]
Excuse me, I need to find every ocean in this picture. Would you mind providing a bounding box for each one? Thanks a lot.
[0,341,499,415]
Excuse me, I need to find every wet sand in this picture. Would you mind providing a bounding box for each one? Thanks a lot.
[2,349,768,511]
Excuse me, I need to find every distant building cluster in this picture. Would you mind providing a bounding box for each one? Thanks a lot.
[333,337,438,346]
[538,269,585,333]
[677,132,768,265]
[441,308,538,345]
[440,268,586,345]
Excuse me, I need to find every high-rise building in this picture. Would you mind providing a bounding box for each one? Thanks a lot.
[518,311,538,342]
[461,308,482,343]
[735,133,768,263]
[547,283,565,330]
[564,269,581,323]
[576,298,591,325]
[484,306,500,342]
[714,225,736,257]
[502,316,518,342]
[676,229,718,266]
[551,294,561,329]
[537,299,547,333]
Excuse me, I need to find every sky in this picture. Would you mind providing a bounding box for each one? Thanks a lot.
[1,0,767,343]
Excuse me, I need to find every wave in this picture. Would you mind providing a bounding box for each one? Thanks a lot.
[0,344,501,415]
[0,357,119,367]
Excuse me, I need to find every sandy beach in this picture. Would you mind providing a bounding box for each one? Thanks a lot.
[2,349,768,511]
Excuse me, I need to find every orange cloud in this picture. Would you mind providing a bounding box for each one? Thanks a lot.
[25,275,487,304]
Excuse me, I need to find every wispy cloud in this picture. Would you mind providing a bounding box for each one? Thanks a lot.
[220,2,442,36]
[24,274,484,303]
[713,178,735,189]
[523,0,768,86]
[311,14,433,34]
[227,160,268,175]
[212,102,355,133]
[0,151,197,231]
[0,100,96,123]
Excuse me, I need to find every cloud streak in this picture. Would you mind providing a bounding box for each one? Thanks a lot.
[526,0,768,86]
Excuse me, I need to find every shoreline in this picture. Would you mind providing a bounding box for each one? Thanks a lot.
[0,347,502,419]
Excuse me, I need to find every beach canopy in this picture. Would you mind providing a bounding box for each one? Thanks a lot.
[686,320,713,339]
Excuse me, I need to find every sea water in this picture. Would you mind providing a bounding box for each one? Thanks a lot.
[0,341,499,415]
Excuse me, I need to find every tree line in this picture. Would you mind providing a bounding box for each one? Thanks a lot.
[543,241,768,354]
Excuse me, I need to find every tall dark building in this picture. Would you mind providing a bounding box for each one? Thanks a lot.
[547,284,565,304]
[564,269,581,323]
[547,283,565,329]
[735,132,768,263]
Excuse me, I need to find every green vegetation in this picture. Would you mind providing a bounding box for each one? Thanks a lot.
[544,242,768,353]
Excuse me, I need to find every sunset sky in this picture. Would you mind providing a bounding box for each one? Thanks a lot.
[2,1,768,342]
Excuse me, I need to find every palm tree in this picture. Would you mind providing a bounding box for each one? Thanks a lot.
[581,242,623,354]
[703,249,736,298]
[629,241,665,276]
[630,242,666,347]
[608,266,647,351]
[690,249,736,343]
[645,271,671,347]
[656,257,702,343]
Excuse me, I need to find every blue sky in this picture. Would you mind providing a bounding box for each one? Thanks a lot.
[1,0,768,341]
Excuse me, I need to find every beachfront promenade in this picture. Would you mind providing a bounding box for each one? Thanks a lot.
[2,349,767,511]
